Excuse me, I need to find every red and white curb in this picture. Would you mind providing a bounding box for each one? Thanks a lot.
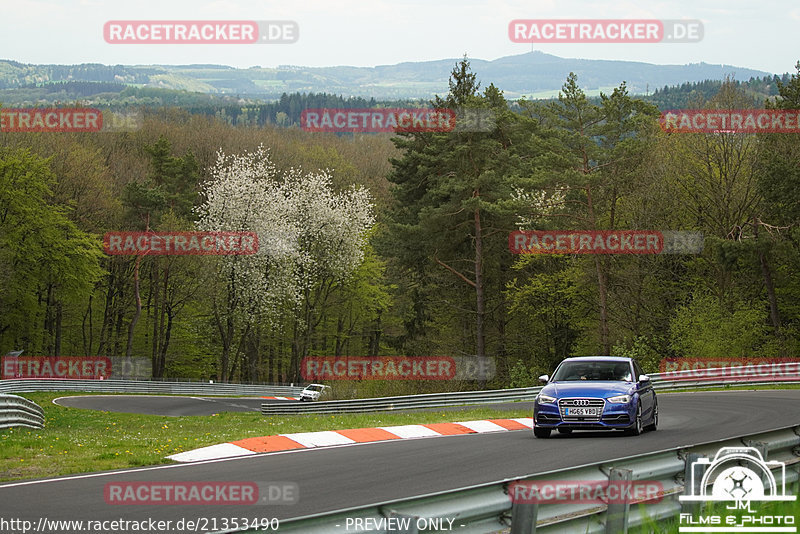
[261,396,299,400]
[168,418,533,462]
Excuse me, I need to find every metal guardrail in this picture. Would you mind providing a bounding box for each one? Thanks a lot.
[651,377,800,390]
[235,424,800,534]
[262,387,541,415]
[260,366,800,415]
[0,394,45,429]
[0,379,304,397]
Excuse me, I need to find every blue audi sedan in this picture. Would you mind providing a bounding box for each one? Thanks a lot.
[533,356,657,438]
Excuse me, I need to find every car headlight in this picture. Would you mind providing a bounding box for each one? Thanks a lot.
[537,394,556,404]
[607,394,631,403]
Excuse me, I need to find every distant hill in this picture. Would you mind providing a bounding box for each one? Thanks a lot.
[0,52,777,101]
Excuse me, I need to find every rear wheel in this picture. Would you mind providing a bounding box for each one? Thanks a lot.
[644,402,658,431]
[625,405,643,436]
[557,428,572,434]
[534,426,551,439]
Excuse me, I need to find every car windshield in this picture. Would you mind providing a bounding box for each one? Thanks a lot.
[551,361,633,382]
[306,385,324,392]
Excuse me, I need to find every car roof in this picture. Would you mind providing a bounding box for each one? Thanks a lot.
[304,383,329,388]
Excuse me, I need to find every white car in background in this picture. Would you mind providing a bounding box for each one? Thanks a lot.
[299,384,330,401]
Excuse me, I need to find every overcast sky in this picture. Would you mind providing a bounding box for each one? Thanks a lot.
[1,0,797,75]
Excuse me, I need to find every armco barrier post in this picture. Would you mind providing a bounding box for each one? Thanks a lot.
[606,468,632,534]
[510,500,537,533]
[793,428,800,496]
[681,453,705,516]
[745,441,770,492]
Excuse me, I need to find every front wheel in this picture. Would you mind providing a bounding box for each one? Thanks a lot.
[534,426,551,439]
[644,402,658,431]
[625,405,643,436]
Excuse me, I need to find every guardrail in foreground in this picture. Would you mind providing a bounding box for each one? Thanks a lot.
[0,379,304,398]
[0,394,45,429]
[260,366,800,415]
[234,424,800,534]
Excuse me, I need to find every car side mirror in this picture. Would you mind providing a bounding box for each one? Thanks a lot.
[638,374,650,383]
[538,374,549,383]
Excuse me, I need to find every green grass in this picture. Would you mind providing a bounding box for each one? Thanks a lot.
[0,392,531,482]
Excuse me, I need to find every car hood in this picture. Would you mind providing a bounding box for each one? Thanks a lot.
[542,381,635,398]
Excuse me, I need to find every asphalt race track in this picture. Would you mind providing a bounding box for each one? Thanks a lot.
[53,395,292,416]
[3,389,799,532]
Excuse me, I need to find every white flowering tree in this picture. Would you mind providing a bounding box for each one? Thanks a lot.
[511,187,567,230]
[195,146,374,381]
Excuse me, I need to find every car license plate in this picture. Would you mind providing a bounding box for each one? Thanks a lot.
[566,407,598,416]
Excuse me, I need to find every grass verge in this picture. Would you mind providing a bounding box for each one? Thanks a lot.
[0,392,531,482]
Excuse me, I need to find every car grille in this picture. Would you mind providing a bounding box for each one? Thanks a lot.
[558,398,605,422]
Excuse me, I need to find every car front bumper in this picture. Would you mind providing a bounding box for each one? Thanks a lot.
[534,399,636,430]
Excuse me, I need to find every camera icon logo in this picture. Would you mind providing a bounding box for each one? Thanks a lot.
[680,447,795,503]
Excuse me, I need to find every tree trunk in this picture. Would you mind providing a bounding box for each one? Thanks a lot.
[43,283,53,354]
[586,184,610,355]
[97,263,116,356]
[113,277,125,359]
[268,344,274,383]
[82,294,94,355]
[156,264,170,378]
[755,219,781,333]
[54,300,62,357]
[214,307,233,382]
[760,252,781,332]
[368,312,381,357]
[473,204,486,384]
[124,255,142,376]
[291,312,305,383]
[158,307,173,378]
[595,257,610,355]
[151,259,160,377]
[335,315,344,357]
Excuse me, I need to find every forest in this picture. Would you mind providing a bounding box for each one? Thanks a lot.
[1,59,799,392]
